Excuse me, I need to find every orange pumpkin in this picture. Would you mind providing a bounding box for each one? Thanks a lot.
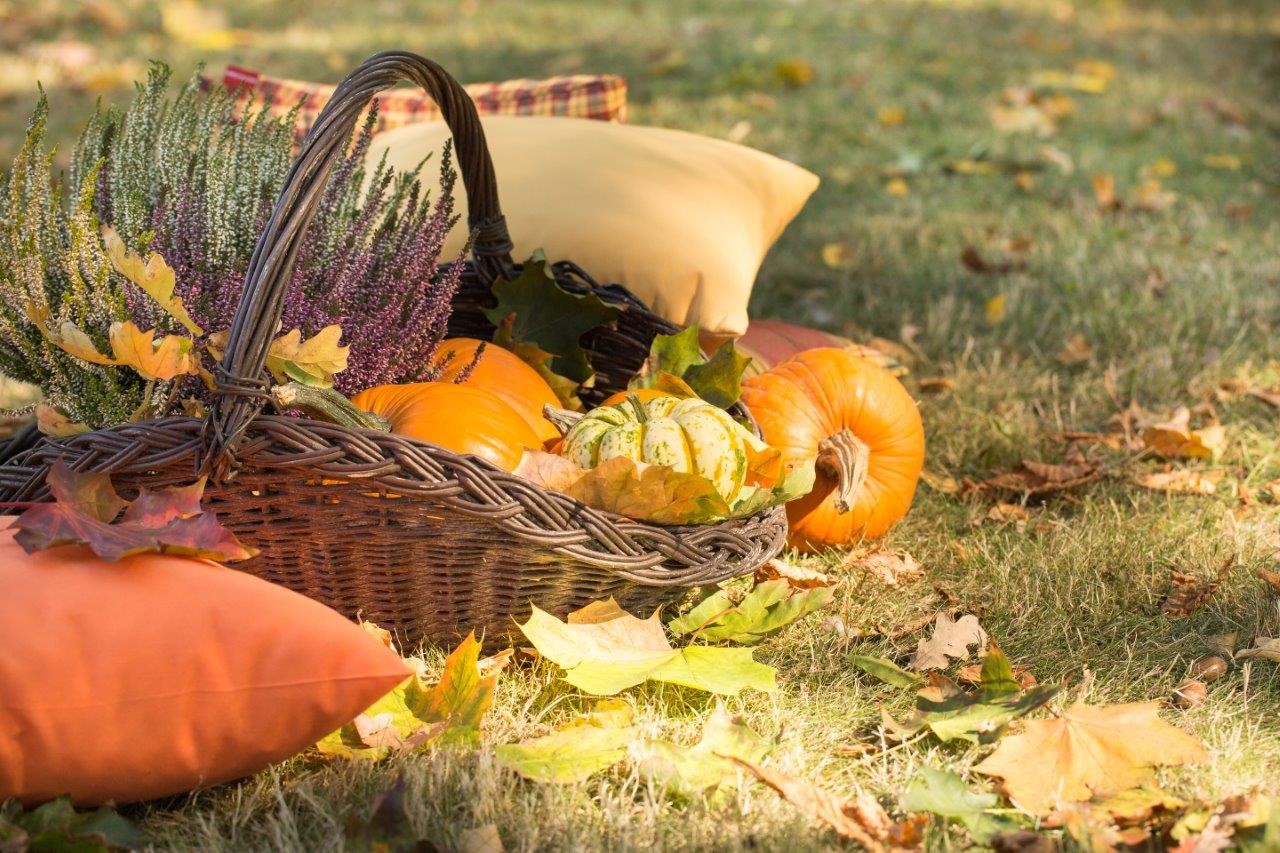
[351,382,540,471]
[741,348,925,552]
[598,387,678,408]
[430,338,560,442]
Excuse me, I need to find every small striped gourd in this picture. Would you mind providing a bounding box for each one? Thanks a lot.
[561,395,760,503]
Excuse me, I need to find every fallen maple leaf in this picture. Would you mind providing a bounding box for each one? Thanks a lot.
[877,106,906,127]
[494,698,635,783]
[885,177,910,197]
[518,599,776,695]
[1237,637,1280,662]
[1246,386,1280,409]
[11,462,256,562]
[902,766,1017,842]
[1257,568,1280,596]
[667,579,834,644]
[1133,178,1177,211]
[975,699,1208,815]
[909,612,987,671]
[842,547,923,588]
[986,502,1030,524]
[317,632,495,759]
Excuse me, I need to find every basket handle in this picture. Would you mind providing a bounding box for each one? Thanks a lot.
[204,51,515,479]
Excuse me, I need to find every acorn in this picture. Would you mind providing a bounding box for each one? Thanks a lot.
[1190,655,1229,682]
[1173,679,1207,709]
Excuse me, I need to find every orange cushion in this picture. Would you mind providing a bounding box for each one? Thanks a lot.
[0,526,408,805]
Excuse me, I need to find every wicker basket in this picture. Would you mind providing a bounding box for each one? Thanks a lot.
[0,52,788,648]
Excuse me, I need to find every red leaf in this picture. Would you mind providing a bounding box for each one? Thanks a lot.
[11,462,257,563]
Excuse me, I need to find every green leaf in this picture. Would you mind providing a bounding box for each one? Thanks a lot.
[317,632,496,759]
[0,796,150,852]
[849,655,926,689]
[634,702,771,799]
[901,766,1019,843]
[684,341,751,409]
[633,325,751,409]
[891,646,1060,744]
[517,600,776,696]
[495,699,636,783]
[668,579,834,644]
[483,250,620,383]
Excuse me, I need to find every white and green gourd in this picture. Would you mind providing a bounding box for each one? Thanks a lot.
[561,395,765,502]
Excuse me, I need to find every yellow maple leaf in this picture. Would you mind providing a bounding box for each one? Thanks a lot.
[975,699,1207,815]
[109,321,201,381]
[1141,407,1225,459]
[102,226,203,335]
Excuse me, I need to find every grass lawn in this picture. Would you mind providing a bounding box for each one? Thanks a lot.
[2,0,1279,849]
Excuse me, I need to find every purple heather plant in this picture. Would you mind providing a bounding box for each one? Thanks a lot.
[1,63,469,430]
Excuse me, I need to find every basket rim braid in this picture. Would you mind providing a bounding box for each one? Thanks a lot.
[0,51,787,643]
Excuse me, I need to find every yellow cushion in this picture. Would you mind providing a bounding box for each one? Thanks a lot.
[368,116,819,336]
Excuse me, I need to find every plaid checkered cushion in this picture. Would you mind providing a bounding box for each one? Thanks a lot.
[211,66,627,139]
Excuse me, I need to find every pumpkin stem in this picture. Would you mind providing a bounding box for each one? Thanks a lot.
[624,394,650,424]
[816,428,870,514]
[270,382,391,432]
[542,404,584,435]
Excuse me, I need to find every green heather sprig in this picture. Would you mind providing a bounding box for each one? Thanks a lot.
[0,63,463,431]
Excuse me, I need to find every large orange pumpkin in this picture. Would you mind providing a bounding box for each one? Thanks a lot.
[430,338,560,442]
[351,382,540,471]
[741,348,925,552]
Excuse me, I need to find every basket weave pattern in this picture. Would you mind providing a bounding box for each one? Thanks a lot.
[0,52,787,646]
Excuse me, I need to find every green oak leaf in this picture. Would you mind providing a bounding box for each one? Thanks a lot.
[668,579,834,644]
[901,765,1020,843]
[517,599,776,696]
[483,250,619,383]
[495,699,636,783]
[634,702,771,800]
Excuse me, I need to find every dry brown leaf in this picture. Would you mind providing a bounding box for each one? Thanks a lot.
[1014,170,1035,192]
[921,469,961,495]
[1237,637,1280,662]
[1134,469,1222,496]
[917,377,957,393]
[843,548,923,589]
[1057,333,1093,365]
[731,759,919,852]
[754,558,836,590]
[1161,558,1234,618]
[986,502,1030,524]
[978,458,1101,498]
[961,245,1027,276]
[1092,173,1120,211]
[909,612,987,671]
[975,700,1208,815]
[1224,202,1253,223]
[1246,386,1280,409]
[1257,567,1280,596]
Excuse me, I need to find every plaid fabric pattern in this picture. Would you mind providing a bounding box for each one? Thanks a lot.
[212,66,627,139]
